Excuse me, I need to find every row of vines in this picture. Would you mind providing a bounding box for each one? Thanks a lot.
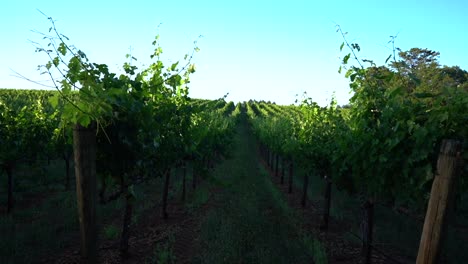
[0,16,240,263]
[246,39,467,263]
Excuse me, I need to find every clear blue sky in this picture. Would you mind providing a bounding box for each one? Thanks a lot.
[2,0,467,106]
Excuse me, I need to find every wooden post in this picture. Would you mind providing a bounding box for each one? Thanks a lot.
[275,154,279,177]
[416,140,462,264]
[6,164,14,214]
[361,199,374,264]
[99,176,107,204]
[182,163,186,202]
[288,159,293,194]
[260,144,264,160]
[280,157,285,185]
[266,148,270,167]
[192,164,197,190]
[301,173,309,207]
[270,151,274,169]
[64,153,71,190]
[73,123,98,264]
[321,176,332,230]
[120,186,133,257]
[162,169,171,219]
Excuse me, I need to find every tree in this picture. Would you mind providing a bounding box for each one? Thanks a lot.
[393,48,440,70]
[440,65,468,88]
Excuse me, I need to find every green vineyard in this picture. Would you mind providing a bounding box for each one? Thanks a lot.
[1,15,468,264]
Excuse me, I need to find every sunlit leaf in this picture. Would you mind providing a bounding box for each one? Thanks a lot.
[53,57,59,67]
[170,62,179,71]
[343,54,351,64]
[48,94,59,108]
[58,42,67,56]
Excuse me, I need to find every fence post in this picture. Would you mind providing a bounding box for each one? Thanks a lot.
[288,158,294,194]
[301,173,309,207]
[281,157,285,184]
[361,199,374,264]
[182,163,187,201]
[6,164,14,214]
[321,175,332,230]
[73,123,98,264]
[162,168,171,219]
[416,140,462,264]
[275,153,279,177]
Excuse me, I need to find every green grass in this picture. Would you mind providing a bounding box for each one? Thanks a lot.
[186,184,210,213]
[193,115,318,264]
[287,152,468,263]
[146,234,177,264]
[0,159,80,264]
[0,190,79,264]
[0,158,190,264]
[302,235,328,264]
[9,112,465,263]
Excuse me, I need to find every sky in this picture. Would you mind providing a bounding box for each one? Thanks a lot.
[1,0,467,106]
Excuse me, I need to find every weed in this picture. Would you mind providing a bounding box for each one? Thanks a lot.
[147,235,176,264]
[103,224,120,240]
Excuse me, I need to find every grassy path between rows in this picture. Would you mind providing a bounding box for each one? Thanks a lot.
[191,114,317,264]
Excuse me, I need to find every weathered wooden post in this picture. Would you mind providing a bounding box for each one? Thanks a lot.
[192,165,197,190]
[73,123,98,264]
[6,164,14,214]
[416,140,462,264]
[162,168,171,219]
[281,157,285,185]
[361,199,374,264]
[120,184,133,257]
[182,163,187,201]
[275,154,279,177]
[301,173,309,207]
[320,175,332,230]
[288,158,294,194]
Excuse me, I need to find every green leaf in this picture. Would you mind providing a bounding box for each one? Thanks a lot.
[188,63,196,73]
[343,54,351,65]
[439,111,449,122]
[53,57,59,67]
[48,94,59,108]
[77,114,91,127]
[170,62,179,71]
[340,42,344,51]
[58,42,67,56]
[156,47,163,56]
[351,43,360,52]
[387,86,402,98]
